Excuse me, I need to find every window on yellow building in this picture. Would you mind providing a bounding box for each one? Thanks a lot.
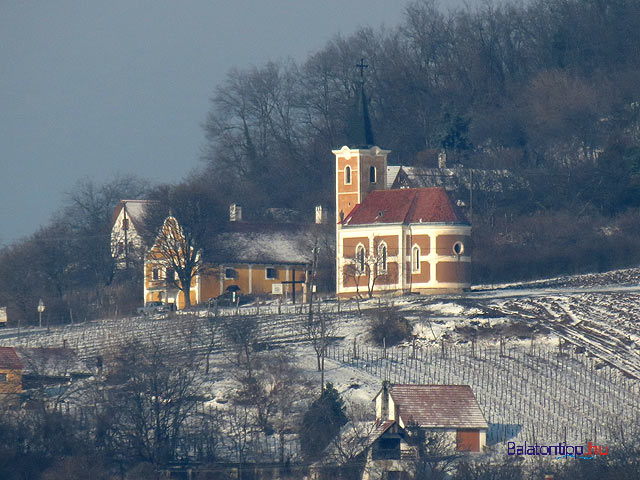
[225,268,237,279]
[345,165,352,184]
[152,268,159,280]
[266,267,277,280]
[0,373,7,383]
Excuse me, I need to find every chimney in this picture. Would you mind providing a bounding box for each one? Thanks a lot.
[315,205,327,224]
[229,204,242,222]
[438,151,447,169]
[380,380,390,421]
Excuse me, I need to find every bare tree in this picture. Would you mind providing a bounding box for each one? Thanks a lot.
[101,339,202,464]
[143,181,224,309]
[223,315,260,376]
[302,311,337,372]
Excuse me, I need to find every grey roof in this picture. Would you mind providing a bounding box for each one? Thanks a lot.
[205,223,323,265]
[394,166,526,193]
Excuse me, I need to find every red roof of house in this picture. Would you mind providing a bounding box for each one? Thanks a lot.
[341,187,468,226]
[0,347,23,370]
[387,384,488,429]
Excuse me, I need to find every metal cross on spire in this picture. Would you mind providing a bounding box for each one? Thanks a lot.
[355,58,368,81]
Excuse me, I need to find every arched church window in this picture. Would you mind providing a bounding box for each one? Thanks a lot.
[345,166,352,184]
[412,245,421,273]
[356,244,366,273]
[370,166,377,183]
[377,242,387,274]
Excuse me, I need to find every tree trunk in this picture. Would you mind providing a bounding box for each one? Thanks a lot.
[182,283,191,309]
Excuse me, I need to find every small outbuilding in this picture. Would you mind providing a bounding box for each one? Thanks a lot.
[0,347,24,394]
[374,383,488,453]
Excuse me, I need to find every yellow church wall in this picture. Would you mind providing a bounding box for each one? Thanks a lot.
[436,261,470,283]
[410,234,430,254]
[343,236,370,258]
[375,235,398,254]
[412,261,431,283]
[358,157,387,201]
[376,262,399,285]
[436,234,471,256]
[342,270,368,290]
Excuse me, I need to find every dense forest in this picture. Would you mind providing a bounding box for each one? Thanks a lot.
[3,0,640,326]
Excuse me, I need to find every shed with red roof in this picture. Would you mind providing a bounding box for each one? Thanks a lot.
[374,383,488,452]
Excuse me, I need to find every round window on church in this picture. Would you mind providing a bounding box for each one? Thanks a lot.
[453,241,464,256]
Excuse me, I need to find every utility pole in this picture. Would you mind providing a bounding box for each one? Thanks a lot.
[307,246,319,324]
[123,206,129,270]
[469,169,473,223]
[305,245,325,394]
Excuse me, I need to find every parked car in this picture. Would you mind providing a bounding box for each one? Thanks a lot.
[137,301,170,316]
[208,286,253,308]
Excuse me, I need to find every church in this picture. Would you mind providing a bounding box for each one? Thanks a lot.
[334,79,471,297]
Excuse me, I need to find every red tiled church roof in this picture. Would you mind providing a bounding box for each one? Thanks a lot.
[341,187,467,226]
[389,384,488,429]
[0,347,23,370]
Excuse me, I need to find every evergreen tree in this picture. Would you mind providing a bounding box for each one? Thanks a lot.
[299,383,348,461]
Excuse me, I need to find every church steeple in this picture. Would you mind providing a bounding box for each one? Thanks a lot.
[346,58,375,148]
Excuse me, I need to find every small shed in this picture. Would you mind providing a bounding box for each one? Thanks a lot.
[373,383,488,452]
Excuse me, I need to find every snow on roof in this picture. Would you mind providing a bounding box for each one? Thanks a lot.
[206,223,317,265]
[342,187,468,226]
[384,384,488,429]
[0,347,23,370]
[111,199,155,231]
[123,200,152,224]
[398,166,525,193]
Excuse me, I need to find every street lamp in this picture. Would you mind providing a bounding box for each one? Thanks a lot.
[37,299,45,328]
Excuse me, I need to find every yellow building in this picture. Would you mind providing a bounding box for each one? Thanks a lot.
[143,216,316,310]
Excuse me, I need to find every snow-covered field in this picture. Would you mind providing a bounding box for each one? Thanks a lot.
[2,267,640,455]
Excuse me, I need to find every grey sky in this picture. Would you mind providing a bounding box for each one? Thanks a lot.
[1,0,471,246]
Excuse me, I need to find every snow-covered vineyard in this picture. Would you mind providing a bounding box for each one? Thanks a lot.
[2,267,640,455]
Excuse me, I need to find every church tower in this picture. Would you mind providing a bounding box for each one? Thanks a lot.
[334,59,471,297]
[333,60,389,224]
